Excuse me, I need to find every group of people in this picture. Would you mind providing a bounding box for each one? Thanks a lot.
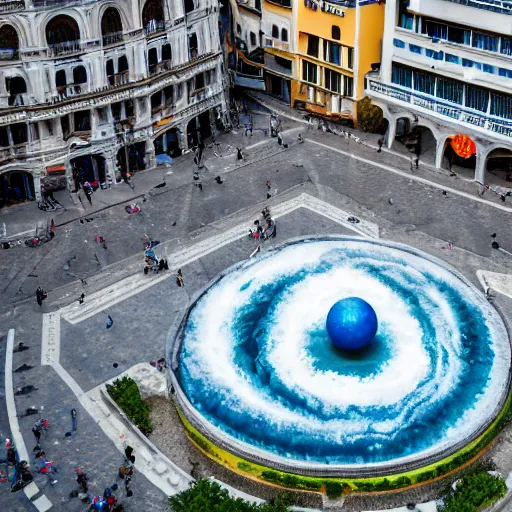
[249,207,276,240]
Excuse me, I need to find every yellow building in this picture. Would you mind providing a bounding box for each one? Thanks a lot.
[289,0,384,125]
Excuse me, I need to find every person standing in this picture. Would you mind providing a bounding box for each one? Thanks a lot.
[83,182,93,206]
[36,287,47,307]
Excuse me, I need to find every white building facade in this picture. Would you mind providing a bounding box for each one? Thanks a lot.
[0,0,228,206]
[366,0,512,184]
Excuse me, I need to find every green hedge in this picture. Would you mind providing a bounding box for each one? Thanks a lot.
[169,478,293,512]
[107,376,153,436]
[440,471,507,512]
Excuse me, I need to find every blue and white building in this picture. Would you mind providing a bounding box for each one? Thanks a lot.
[367,0,512,184]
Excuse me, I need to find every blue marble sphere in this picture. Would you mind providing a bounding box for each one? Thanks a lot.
[326,297,378,350]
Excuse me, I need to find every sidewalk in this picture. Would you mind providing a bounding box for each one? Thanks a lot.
[245,91,511,209]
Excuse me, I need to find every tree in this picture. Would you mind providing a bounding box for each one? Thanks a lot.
[357,97,387,134]
[169,479,292,512]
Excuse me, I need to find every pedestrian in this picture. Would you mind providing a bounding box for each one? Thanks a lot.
[297,133,304,144]
[176,269,184,288]
[236,147,244,161]
[410,154,415,171]
[266,180,272,199]
[83,182,93,206]
[106,315,114,329]
[377,138,383,153]
[36,286,47,307]
[78,293,85,305]
[414,154,419,170]
[277,131,283,146]
[124,446,135,465]
[32,424,41,446]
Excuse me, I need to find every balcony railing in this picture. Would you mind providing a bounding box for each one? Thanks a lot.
[107,71,130,87]
[102,32,124,47]
[0,49,19,61]
[366,77,512,138]
[145,21,166,36]
[443,0,512,14]
[149,59,173,76]
[0,0,24,11]
[48,40,82,57]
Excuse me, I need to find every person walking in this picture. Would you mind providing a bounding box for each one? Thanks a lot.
[83,182,93,206]
[36,287,47,307]
[266,180,272,199]
[176,269,184,288]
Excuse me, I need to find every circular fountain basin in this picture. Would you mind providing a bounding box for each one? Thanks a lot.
[170,237,511,476]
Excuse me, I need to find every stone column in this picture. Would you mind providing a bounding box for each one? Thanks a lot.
[33,176,42,202]
[474,146,486,184]
[435,136,448,170]
[385,115,396,149]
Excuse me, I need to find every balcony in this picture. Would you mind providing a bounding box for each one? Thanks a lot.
[442,0,512,14]
[0,0,24,12]
[47,40,82,58]
[102,32,124,47]
[265,38,290,52]
[145,21,166,37]
[149,59,173,76]
[366,76,512,138]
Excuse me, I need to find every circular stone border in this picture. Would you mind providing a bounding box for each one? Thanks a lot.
[166,235,512,478]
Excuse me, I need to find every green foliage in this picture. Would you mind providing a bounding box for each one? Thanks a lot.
[324,481,343,499]
[237,461,254,473]
[441,472,507,512]
[169,479,292,512]
[107,376,153,436]
[260,470,322,491]
[357,97,388,134]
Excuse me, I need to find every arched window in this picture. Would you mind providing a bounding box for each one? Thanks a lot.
[142,0,165,35]
[189,33,198,60]
[6,76,27,106]
[46,15,80,46]
[281,28,288,42]
[101,7,124,46]
[106,59,115,85]
[73,66,87,84]
[272,25,279,39]
[162,44,171,62]
[332,25,341,40]
[0,25,20,61]
[55,70,67,87]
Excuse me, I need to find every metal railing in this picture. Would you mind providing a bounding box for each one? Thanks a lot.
[0,0,24,11]
[148,59,173,76]
[47,40,82,57]
[366,77,512,138]
[145,21,165,36]
[102,32,124,47]
[443,0,512,14]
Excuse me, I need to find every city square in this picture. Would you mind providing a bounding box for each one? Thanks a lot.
[1,0,512,511]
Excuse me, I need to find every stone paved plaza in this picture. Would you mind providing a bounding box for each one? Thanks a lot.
[1,103,512,512]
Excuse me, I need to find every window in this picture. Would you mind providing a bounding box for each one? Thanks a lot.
[332,25,340,40]
[275,56,292,70]
[281,28,288,42]
[324,40,341,65]
[472,31,498,52]
[189,33,198,59]
[272,25,279,39]
[462,58,473,67]
[162,43,172,62]
[195,72,205,90]
[307,35,319,58]
[347,47,353,69]
[250,32,257,46]
[413,69,435,95]
[392,64,412,88]
[447,25,470,45]
[73,65,87,85]
[343,75,353,97]
[499,68,512,78]
[491,92,512,119]
[409,44,422,54]
[236,24,241,35]
[184,0,195,14]
[445,53,459,64]
[426,49,443,60]
[465,85,488,112]
[422,20,448,40]
[437,76,463,104]
[55,70,67,87]
[393,39,406,48]
[302,60,317,84]
[483,64,495,74]
[325,68,341,93]
[502,37,512,56]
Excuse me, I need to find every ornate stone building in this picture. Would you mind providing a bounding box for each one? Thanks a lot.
[0,0,228,206]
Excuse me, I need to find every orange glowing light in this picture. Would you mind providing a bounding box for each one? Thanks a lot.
[449,134,476,159]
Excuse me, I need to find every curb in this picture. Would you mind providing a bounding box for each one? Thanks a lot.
[5,329,53,511]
